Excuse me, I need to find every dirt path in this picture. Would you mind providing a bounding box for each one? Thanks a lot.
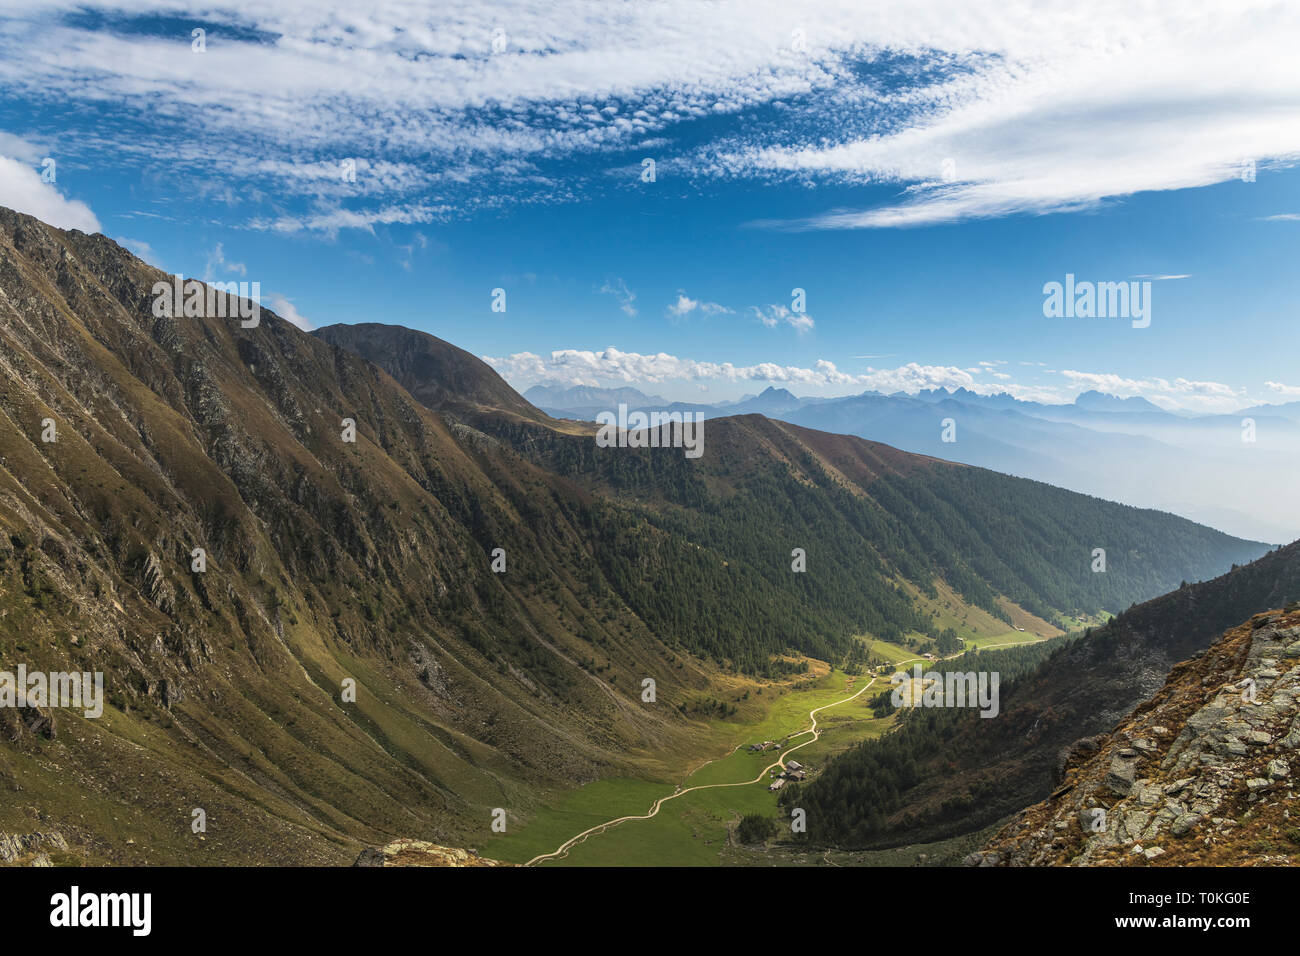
[524,637,1050,866]
[523,672,879,866]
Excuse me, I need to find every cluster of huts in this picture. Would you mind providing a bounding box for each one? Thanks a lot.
[767,760,807,791]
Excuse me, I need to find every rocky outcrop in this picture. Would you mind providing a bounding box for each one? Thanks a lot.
[0,830,68,865]
[352,839,507,867]
[976,608,1300,866]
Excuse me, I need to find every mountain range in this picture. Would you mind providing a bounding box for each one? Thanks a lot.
[529,383,1300,543]
[0,205,1277,864]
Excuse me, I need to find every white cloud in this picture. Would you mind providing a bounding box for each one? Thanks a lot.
[1265,381,1300,398]
[1058,370,1244,412]
[666,293,698,318]
[485,348,996,395]
[116,237,157,265]
[5,2,1291,231]
[483,346,1265,412]
[248,203,451,236]
[263,292,313,331]
[751,304,814,333]
[666,291,731,319]
[0,155,100,232]
[598,278,637,317]
[204,242,246,280]
[0,132,44,163]
[714,4,1300,229]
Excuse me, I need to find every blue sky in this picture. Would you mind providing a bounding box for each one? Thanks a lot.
[2,1,1299,410]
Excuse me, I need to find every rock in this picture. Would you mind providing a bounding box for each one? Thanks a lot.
[1119,809,1152,842]
[1246,778,1271,791]
[1171,813,1200,837]
[1107,757,1138,796]
[1285,641,1300,659]
[351,839,506,867]
[1143,847,1165,860]
[1268,759,1290,780]
[353,847,386,867]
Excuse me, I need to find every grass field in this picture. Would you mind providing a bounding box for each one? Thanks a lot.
[482,668,899,866]
[481,584,1064,868]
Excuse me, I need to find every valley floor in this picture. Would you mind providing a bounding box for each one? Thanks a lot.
[484,631,1053,866]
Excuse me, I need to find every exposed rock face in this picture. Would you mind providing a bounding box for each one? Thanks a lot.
[976,608,1300,866]
[352,839,507,867]
[0,830,68,864]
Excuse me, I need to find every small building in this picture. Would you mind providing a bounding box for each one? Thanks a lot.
[768,778,786,791]
[786,760,803,772]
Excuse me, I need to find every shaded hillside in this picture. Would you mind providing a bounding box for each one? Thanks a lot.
[325,323,1268,649]
[313,322,547,424]
[974,607,1300,866]
[0,206,707,863]
[780,539,1300,850]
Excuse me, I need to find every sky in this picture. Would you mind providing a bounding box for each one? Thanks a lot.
[1,0,1299,411]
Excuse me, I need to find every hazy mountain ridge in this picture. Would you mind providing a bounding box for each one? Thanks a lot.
[536,384,1300,542]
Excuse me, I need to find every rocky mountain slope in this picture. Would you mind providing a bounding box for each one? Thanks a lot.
[974,607,1300,866]
[0,206,1268,864]
[0,205,705,864]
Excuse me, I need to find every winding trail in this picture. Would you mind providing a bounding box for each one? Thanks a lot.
[523,636,1050,866]
[524,672,880,866]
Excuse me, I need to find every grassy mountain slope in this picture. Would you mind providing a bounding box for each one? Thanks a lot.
[319,323,1267,661]
[0,207,708,863]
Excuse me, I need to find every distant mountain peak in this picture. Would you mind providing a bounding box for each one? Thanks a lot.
[1073,389,1163,412]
